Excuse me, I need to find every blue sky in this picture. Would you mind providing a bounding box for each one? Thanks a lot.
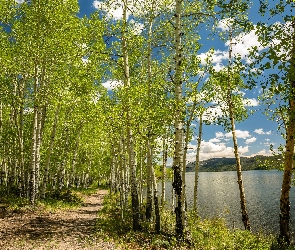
[77,1,287,163]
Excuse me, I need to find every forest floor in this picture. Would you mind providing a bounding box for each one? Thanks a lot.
[0,189,117,250]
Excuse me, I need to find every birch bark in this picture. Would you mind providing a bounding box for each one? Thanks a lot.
[279,18,295,244]
[227,29,250,230]
[172,0,185,236]
[122,0,140,231]
[193,114,203,210]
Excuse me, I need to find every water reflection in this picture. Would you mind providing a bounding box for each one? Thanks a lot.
[159,170,295,234]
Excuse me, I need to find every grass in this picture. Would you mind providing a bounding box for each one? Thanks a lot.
[0,187,97,213]
[94,193,295,250]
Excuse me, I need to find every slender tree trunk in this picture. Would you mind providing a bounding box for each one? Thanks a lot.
[17,78,25,197]
[29,105,38,205]
[122,0,140,231]
[139,146,143,207]
[145,16,154,221]
[122,136,128,207]
[151,151,160,233]
[146,137,153,220]
[193,114,203,211]
[70,124,83,187]
[161,137,167,206]
[172,0,185,236]
[42,102,60,197]
[119,137,126,221]
[279,19,295,245]
[110,144,115,194]
[182,121,190,212]
[227,29,250,231]
[34,105,44,199]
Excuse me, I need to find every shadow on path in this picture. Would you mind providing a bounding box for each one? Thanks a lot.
[0,190,107,242]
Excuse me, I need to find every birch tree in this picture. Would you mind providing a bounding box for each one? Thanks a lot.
[249,1,295,244]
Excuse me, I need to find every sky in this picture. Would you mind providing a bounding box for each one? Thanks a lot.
[77,0,287,163]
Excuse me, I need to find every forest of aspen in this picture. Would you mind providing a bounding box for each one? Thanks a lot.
[0,0,295,249]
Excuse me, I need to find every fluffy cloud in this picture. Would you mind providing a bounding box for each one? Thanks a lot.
[93,0,125,20]
[242,98,259,107]
[249,149,272,157]
[245,137,257,144]
[223,130,251,139]
[129,19,144,35]
[102,80,123,90]
[254,128,271,135]
[93,0,174,19]
[263,140,275,146]
[226,29,265,63]
[209,138,221,143]
[186,140,249,162]
[202,106,224,121]
[198,49,228,66]
[215,131,224,138]
[200,22,266,67]
[15,0,25,3]
[217,18,234,31]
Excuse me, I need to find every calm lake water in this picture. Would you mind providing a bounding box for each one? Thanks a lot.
[160,170,295,234]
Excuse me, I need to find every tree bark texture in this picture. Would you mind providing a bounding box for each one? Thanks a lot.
[227,29,250,230]
[279,19,295,245]
[122,0,140,231]
[172,0,185,236]
[193,114,203,211]
[146,137,153,220]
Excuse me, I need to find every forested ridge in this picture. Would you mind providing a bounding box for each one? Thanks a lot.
[0,0,295,249]
[186,155,282,172]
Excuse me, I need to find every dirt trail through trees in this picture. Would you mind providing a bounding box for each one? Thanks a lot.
[0,189,116,250]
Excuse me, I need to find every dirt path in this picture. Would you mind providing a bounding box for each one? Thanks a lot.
[0,189,116,250]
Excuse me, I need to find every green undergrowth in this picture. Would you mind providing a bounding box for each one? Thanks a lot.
[95,193,294,250]
[0,186,98,212]
[38,189,84,212]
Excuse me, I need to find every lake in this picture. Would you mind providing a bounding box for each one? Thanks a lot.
[160,170,295,234]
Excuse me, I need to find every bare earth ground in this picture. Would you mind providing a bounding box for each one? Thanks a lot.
[0,189,117,250]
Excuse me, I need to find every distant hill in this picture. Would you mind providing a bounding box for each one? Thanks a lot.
[186,155,283,172]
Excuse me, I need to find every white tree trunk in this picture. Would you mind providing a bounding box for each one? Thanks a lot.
[172,0,185,236]
[193,114,203,210]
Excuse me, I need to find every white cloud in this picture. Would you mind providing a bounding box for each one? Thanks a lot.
[238,145,249,154]
[217,18,234,31]
[209,138,221,143]
[198,49,228,66]
[186,140,250,161]
[212,63,225,72]
[254,128,271,135]
[254,128,264,134]
[102,80,123,90]
[226,28,265,63]
[203,106,224,121]
[249,149,272,157]
[264,141,275,146]
[245,137,257,144]
[224,130,250,139]
[242,98,259,107]
[269,21,294,61]
[215,131,224,138]
[201,25,266,67]
[15,0,25,3]
[93,0,174,20]
[93,0,125,20]
[129,19,144,35]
